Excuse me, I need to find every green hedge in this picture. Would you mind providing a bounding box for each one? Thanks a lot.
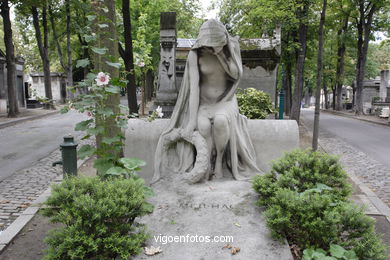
[253,149,388,260]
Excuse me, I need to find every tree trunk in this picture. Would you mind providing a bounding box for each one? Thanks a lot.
[332,86,336,110]
[32,5,53,108]
[355,1,377,115]
[66,0,73,97]
[77,33,90,80]
[1,0,19,117]
[146,69,154,101]
[312,0,327,151]
[335,15,349,111]
[93,0,122,158]
[49,6,65,71]
[285,61,292,116]
[290,4,309,123]
[324,85,329,109]
[120,0,138,114]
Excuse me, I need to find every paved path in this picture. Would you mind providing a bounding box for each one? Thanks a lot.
[301,109,390,168]
[0,111,86,181]
[301,108,390,208]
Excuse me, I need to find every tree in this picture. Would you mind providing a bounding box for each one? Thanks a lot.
[330,0,353,111]
[119,0,137,114]
[0,0,19,117]
[48,0,73,98]
[313,0,327,151]
[290,0,312,123]
[31,3,54,107]
[353,0,386,114]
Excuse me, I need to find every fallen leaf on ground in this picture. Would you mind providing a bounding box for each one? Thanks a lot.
[234,223,241,228]
[208,185,215,191]
[231,247,240,255]
[144,246,162,256]
[223,244,232,249]
[19,203,31,208]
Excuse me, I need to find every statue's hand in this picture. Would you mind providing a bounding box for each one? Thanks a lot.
[212,46,223,55]
[180,126,195,141]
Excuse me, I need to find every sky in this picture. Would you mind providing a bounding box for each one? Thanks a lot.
[199,0,219,19]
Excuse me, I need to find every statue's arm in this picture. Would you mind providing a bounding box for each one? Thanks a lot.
[186,50,199,132]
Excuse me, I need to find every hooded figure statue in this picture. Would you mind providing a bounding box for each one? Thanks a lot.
[153,19,262,184]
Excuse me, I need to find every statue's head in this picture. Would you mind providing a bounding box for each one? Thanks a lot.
[192,19,228,50]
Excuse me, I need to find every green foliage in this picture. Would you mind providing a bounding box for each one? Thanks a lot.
[236,88,276,119]
[302,244,358,260]
[253,149,352,206]
[42,176,153,260]
[253,149,388,260]
[265,189,387,259]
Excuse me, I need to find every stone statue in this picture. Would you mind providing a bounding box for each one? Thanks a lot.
[153,19,261,184]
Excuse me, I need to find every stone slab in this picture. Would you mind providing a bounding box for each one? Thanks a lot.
[125,119,299,183]
[0,214,33,245]
[135,178,293,260]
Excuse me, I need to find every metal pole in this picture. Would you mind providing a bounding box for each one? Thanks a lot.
[60,135,78,176]
[279,89,285,119]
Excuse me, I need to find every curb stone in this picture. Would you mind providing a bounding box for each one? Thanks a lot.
[0,110,59,129]
[0,156,89,253]
[321,109,390,128]
[300,122,390,223]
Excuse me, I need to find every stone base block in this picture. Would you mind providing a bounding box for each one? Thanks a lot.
[125,119,299,183]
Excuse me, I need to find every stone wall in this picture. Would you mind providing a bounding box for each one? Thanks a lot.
[29,73,66,103]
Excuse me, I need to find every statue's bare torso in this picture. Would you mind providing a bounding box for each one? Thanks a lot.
[198,48,228,104]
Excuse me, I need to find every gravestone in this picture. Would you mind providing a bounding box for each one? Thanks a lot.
[381,70,390,102]
[133,178,293,260]
[152,12,177,118]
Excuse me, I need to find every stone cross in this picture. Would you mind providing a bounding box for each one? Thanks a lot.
[152,12,177,118]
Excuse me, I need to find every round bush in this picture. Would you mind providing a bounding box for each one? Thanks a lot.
[253,149,352,205]
[42,176,153,260]
[236,88,275,119]
[265,189,388,260]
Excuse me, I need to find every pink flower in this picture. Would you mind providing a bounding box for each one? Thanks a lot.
[95,72,110,86]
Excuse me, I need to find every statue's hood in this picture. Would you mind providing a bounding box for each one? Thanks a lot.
[192,19,228,49]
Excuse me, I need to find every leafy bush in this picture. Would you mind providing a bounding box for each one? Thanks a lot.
[236,88,276,119]
[253,149,388,260]
[42,176,153,260]
[253,149,352,206]
[265,189,387,259]
[302,244,358,260]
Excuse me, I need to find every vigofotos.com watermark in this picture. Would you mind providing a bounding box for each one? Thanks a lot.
[154,234,234,245]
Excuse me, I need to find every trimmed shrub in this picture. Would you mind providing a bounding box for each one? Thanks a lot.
[42,176,153,260]
[253,149,352,206]
[236,88,276,119]
[265,189,387,259]
[253,149,388,260]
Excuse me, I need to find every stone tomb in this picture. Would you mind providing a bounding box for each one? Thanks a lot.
[133,179,292,260]
[125,119,298,259]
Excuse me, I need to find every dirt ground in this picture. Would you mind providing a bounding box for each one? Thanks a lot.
[0,213,61,260]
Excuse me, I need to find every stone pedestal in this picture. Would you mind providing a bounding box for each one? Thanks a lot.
[125,119,299,184]
[386,87,390,103]
[152,12,177,118]
[380,70,389,102]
